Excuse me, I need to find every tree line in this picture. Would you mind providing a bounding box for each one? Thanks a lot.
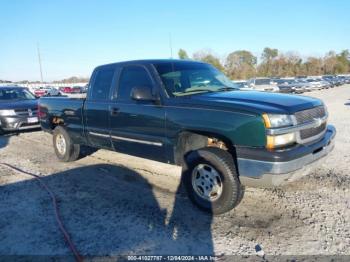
[178,48,350,80]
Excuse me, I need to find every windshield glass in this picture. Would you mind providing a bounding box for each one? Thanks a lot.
[255,79,271,85]
[275,79,293,84]
[154,62,238,96]
[0,88,36,101]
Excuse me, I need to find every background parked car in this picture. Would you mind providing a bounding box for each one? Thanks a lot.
[81,85,89,93]
[304,79,326,90]
[232,80,252,90]
[322,75,342,86]
[44,87,61,96]
[247,78,279,92]
[72,86,84,93]
[33,87,47,97]
[0,86,39,134]
[59,86,73,94]
[290,79,312,93]
[273,79,296,93]
[33,86,61,97]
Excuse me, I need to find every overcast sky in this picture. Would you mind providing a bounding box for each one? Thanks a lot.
[1,0,349,81]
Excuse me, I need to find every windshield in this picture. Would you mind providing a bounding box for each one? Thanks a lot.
[154,62,238,96]
[255,79,271,85]
[280,79,296,84]
[0,88,36,101]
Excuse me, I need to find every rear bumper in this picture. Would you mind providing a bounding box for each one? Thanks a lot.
[236,125,336,187]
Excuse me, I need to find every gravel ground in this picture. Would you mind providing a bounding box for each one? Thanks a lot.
[0,85,349,259]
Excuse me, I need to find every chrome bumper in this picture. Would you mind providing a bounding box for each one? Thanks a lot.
[238,126,336,188]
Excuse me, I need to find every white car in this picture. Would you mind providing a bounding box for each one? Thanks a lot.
[46,87,61,96]
[247,78,279,92]
[33,86,61,97]
[232,80,253,91]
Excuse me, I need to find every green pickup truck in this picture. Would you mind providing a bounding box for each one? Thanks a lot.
[39,60,336,214]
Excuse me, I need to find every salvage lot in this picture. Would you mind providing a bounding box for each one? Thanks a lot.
[0,86,349,257]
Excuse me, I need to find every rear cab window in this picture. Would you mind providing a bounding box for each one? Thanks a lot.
[90,66,116,100]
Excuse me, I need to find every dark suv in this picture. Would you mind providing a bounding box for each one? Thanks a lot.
[0,86,39,134]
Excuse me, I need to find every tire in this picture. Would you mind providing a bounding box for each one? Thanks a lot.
[53,126,80,162]
[183,147,244,215]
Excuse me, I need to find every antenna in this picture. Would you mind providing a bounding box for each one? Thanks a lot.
[169,33,173,59]
[37,43,44,82]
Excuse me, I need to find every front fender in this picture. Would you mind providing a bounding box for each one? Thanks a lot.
[166,106,266,148]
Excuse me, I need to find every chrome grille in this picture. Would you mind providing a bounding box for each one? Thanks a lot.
[295,106,326,124]
[300,122,327,140]
[295,106,327,142]
[14,108,38,116]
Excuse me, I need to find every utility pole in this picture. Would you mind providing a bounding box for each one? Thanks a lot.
[37,43,44,82]
[169,33,173,59]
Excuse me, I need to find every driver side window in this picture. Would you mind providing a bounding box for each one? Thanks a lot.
[117,65,153,101]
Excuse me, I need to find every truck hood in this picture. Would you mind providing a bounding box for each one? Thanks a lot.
[0,99,38,110]
[191,90,323,114]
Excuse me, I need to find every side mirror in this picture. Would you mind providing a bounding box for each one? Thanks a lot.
[131,86,157,102]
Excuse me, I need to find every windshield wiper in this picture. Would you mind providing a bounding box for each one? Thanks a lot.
[176,89,215,95]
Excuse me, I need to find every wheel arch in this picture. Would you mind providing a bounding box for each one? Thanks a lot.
[173,130,236,166]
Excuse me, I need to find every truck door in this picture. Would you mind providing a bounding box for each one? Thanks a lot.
[109,64,167,162]
[84,66,117,148]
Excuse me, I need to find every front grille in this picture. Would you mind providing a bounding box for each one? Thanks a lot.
[295,106,326,124]
[14,108,38,116]
[295,106,327,141]
[300,122,327,139]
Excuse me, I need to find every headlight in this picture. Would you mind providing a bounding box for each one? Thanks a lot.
[0,109,16,116]
[266,133,296,149]
[262,113,296,149]
[262,113,293,128]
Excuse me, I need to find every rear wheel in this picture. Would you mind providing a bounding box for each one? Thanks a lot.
[183,147,244,215]
[53,126,80,162]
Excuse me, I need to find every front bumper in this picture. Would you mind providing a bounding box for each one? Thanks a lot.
[0,116,40,132]
[236,125,336,187]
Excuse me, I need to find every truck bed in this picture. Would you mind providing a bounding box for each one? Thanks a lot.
[39,97,87,144]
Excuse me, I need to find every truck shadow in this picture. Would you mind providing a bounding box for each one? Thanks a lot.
[0,164,214,257]
[0,134,9,149]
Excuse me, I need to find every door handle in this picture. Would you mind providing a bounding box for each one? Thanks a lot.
[110,107,120,116]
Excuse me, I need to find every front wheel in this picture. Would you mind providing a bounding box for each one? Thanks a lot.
[53,126,80,162]
[183,147,244,215]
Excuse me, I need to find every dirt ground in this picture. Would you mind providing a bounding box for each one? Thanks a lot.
[0,85,349,259]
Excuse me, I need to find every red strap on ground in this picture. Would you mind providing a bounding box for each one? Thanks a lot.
[0,163,83,262]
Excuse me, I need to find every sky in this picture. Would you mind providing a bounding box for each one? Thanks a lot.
[1,0,349,81]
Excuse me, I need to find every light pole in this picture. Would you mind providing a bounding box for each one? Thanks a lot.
[37,43,44,82]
